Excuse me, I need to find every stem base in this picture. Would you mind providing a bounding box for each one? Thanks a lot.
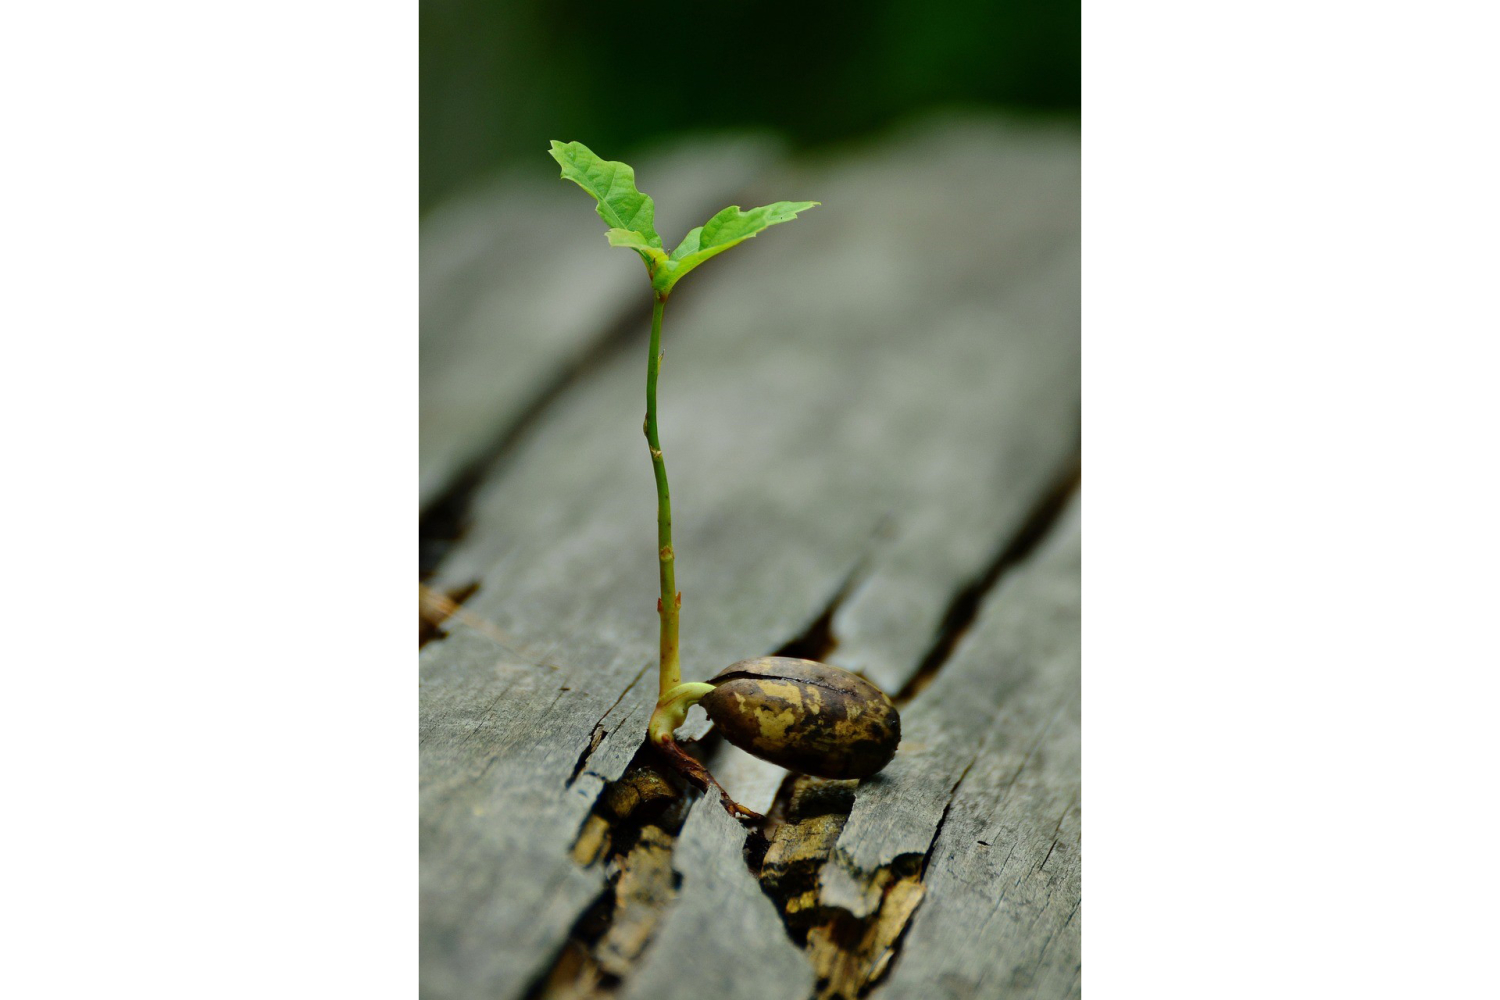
[648,682,761,823]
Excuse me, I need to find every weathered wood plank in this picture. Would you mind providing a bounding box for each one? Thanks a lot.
[420,116,1079,1000]
[420,136,782,507]
[617,798,814,1000]
[419,642,613,1000]
[834,501,1080,999]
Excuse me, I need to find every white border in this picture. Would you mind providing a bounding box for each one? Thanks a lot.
[3,4,417,995]
[1084,1,1500,995]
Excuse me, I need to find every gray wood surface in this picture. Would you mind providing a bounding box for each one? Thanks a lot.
[839,502,1080,1000]
[420,115,1080,1000]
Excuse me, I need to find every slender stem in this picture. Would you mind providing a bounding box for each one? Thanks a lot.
[646,292,680,697]
[639,294,757,823]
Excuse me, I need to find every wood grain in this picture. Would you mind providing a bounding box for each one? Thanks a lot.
[855,502,1080,999]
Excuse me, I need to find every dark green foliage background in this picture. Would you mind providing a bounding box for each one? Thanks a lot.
[421,0,1080,212]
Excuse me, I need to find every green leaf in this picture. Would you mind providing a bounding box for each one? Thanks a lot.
[668,227,704,262]
[550,140,818,296]
[548,140,663,265]
[654,201,819,296]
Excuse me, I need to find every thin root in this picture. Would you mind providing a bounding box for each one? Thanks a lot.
[656,737,764,823]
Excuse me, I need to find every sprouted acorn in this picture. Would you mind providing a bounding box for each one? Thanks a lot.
[699,657,901,780]
[551,141,899,821]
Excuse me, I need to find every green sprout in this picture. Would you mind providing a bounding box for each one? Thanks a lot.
[550,142,899,821]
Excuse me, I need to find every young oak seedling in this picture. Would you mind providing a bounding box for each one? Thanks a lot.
[549,141,900,821]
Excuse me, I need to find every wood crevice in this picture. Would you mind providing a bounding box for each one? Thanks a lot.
[527,747,707,1000]
[745,769,973,1000]
[772,555,873,664]
[894,456,1080,707]
[566,662,654,787]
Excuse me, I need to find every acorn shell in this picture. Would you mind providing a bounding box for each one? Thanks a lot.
[699,656,901,780]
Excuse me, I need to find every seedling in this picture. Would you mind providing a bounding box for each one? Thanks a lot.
[549,141,900,821]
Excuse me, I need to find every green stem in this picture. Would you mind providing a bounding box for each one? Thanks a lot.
[646,293,680,698]
[648,682,715,745]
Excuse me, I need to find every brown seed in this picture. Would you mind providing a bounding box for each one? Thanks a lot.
[698,656,901,780]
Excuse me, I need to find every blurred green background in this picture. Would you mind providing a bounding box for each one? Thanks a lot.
[421,0,1079,214]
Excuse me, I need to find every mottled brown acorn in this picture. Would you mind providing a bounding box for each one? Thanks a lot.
[699,656,901,780]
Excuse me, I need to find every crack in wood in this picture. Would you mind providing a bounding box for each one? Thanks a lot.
[526,749,705,1000]
[566,662,654,787]
[760,763,975,999]
[773,556,872,663]
[568,726,609,788]
[919,756,977,873]
[745,774,948,1000]
[1037,793,1078,874]
[894,457,1080,706]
